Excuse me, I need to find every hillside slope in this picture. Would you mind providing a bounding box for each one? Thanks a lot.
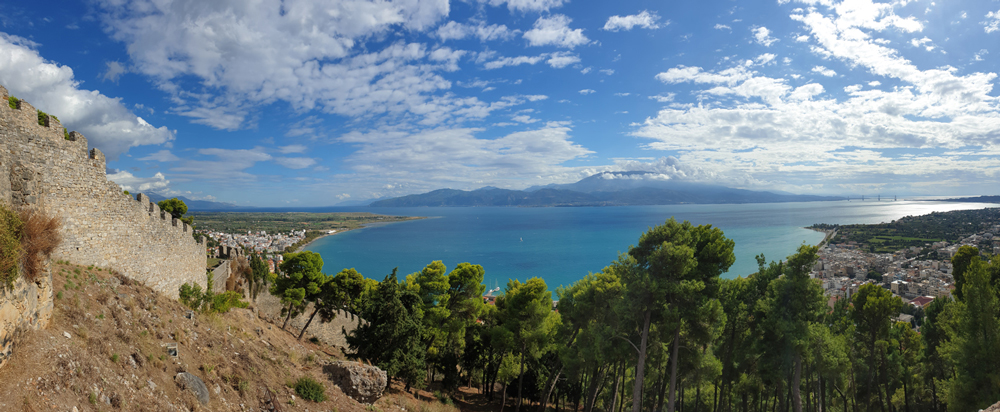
[0,261,461,412]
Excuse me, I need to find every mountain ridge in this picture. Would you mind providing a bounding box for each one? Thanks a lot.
[370,172,845,207]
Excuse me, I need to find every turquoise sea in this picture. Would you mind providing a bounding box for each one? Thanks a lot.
[304,200,998,290]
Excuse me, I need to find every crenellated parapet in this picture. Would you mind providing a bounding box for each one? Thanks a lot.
[1,84,206,299]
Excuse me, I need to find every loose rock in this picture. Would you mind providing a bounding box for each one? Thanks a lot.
[175,372,210,405]
[324,361,387,404]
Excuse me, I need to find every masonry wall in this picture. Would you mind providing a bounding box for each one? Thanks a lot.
[0,84,206,299]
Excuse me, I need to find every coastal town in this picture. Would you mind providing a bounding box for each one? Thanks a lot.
[203,228,312,254]
[813,221,1000,323]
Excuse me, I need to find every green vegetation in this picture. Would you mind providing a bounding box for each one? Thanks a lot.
[812,207,1000,253]
[0,203,24,290]
[294,376,327,402]
[179,272,248,314]
[37,110,49,126]
[8,96,17,109]
[158,198,194,226]
[266,217,1000,412]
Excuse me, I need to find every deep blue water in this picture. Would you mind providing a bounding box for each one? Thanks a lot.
[304,201,997,290]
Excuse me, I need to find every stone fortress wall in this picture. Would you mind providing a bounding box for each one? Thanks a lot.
[0,84,206,299]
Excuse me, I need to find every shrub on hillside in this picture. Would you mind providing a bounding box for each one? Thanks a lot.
[0,205,61,289]
[294,376,327,402]
[18,208,61,282]
[0,204,24,289]
[7,96,17,109]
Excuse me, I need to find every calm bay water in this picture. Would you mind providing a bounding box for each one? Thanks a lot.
[305,200,997,290]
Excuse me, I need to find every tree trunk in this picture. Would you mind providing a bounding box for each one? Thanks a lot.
[540,327,581,412]
[792,352,802,412]
[281,302,294,330]
[610,361,622,412]
[502,383,509,412]
[517,348,526,412]
[667,326,682,412]
[632,309,653,412]
[585,365,608,412]
[297,306,321,340]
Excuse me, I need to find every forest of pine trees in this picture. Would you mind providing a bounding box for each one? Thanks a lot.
[284,217,1000,412]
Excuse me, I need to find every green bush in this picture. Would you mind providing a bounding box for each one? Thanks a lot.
[7,96,17,109]
[0,204,24,290]
[37,110,48,126]
[179,282,205,310]
[211,291,249,313]
[294,376,327,402]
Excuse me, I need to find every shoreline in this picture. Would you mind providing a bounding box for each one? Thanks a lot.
[295,229,351,252]
[295,216,431,252]
[806,227,837,248]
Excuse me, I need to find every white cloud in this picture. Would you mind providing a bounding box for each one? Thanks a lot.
[274,157,317,169]
[436,21,519,42]
[487,0,566,13]
[795,35,810,42]
[984,9,1000,33]
[0,33,174,159]
[633,1,1000,193]
[756,53,777,65]
[333,125,594,195]
[139,150,181,162]
[715,24,732,31]
[812,65,837,77]
[974,49,988,61]
[524,15,590,49]
[579,89,596,95]
[279,144,308,154]
[909,37,934,51]
[602,11,664,32]
[648,93,675,102]
[170,147,272,180]
[101,61,127,82]
[753,26,778,46]
[546,52,581,68]
[600,69,615,75]
[655,65,752,85]
[108,170,170,192]
[92,0,522,130]
[483,54,547,69]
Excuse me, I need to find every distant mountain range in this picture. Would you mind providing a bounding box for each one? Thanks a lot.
[369,171,845,207]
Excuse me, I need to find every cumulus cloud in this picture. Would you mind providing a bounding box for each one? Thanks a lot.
[108,170,170,192]
[811,65,837,76]
[984,9,1000,33]
[715,24,732,31]
[0,33,174,159]
[523,15,590,49]
[486,0,565,13]
[633,0,1000,193]
[92,0,528,130]
[436,21,519,42]
[579,89,596,95]
[602,11,664,32]
[753,26,778,46]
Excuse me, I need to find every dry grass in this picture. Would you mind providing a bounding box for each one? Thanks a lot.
[227,255,250,292]
[17,207,60,282]
[0,203,22,288]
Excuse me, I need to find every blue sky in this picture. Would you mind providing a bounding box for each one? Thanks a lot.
[1,0,998,206]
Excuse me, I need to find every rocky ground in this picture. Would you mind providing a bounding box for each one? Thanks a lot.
[0,261,462,412]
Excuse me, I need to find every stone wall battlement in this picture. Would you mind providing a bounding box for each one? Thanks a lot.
[1,84,206,299]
